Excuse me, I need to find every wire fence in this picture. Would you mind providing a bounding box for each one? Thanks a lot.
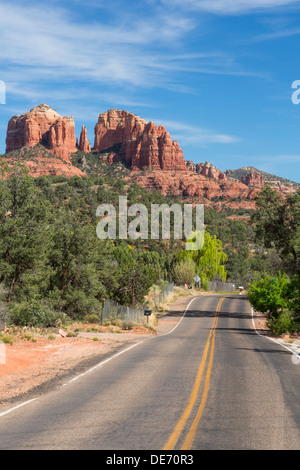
[101,282,174,325]
[101,299,145,325]
[0,307,9,331]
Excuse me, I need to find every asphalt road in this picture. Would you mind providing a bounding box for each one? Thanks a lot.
[0,294,299,450]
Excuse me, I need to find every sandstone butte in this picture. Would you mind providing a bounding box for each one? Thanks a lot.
[94,108,187,171]
[4,104,89,177]
[6,104,78,163]
[2,104,298,209]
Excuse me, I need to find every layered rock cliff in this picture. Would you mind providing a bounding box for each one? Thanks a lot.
[240,171,264,188]
[94,109,186,171]
[186,160,226,182]
[6,104,77,163]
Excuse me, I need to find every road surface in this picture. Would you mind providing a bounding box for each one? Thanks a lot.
[0,294,299,450]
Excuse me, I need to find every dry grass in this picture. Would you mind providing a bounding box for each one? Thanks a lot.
[146,285,199,326]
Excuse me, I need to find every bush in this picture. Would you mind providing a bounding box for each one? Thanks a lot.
[0,335,13,345]
[121,321,134,330]
[84,314,100,324]
[173,258,196,286]
[9,300,63,327]
[247,273,291,318]
[63,290,100,320]
[201,275,209,291]
[267,311,296,336]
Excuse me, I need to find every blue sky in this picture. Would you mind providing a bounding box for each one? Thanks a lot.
[0,0,300,182]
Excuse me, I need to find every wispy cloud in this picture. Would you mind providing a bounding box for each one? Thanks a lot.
[0,2,196,91]
[160,0,300,15]
[250,27,300,42]
[148,119,240,146]
[0,0,270,102]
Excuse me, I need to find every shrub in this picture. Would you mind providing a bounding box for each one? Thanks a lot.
[0,335,13,345]
[9,300,63,327]
[247,273,291,319]
[201,276,209,291]
[267,311,296,336]
[173,258,196,286]
[121,321,134,330]
[84,314,100,324]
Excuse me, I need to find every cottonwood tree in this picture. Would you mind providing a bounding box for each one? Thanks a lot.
[180,230,227,284]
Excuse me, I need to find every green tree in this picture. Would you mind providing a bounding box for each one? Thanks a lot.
[181,230,227,283]
[251,186,300,276]
[113,244,156,305]
[0,171,53,303]
[48,207,104,318]
[247,273,291,318]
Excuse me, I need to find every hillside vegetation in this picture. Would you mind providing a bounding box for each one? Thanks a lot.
[0,162,298,336]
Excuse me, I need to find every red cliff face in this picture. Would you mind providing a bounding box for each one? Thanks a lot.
[240,171,264,188]
[6,104,77,163]
[186,160,226,182]
[125,168,260,210]
[94,109,186,171]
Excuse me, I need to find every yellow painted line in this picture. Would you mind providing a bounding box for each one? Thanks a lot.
[180,325,217,449]
[163,297,225,450]
[181,297,225,450]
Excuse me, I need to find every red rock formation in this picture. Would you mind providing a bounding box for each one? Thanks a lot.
[78,125,91,153]
[186,160,226,181]
[125,168,261,210]
[6,104,77,163]
[241,171,264,188]
[197,161,226,182]
[94,109,186,171]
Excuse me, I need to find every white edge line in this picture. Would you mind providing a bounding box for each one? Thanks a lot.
[0,343,146,419]
[62,340,145,386]
[158,296,197,338]
[0,297,198,418]
[64,297,197,385]
[0,398,37,418]
[64,296,197,384]
[251,307,299,355]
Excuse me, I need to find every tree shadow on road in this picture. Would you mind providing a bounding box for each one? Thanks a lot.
[234,347,291,356]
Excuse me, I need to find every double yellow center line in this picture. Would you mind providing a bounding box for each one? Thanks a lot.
[163,296,225,451]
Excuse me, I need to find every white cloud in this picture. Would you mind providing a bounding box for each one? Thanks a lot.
[148,119,240,146]
[0,0,269,101]
[250,27,300,42]
[0,2,196,90]
[160,0,299,15]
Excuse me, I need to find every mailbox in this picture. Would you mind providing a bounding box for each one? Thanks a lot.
[144,309,152,316]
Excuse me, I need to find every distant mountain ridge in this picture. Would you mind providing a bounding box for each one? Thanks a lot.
[225,166,299,193]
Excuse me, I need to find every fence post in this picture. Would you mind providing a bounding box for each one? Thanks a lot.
[100,301,104,325]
